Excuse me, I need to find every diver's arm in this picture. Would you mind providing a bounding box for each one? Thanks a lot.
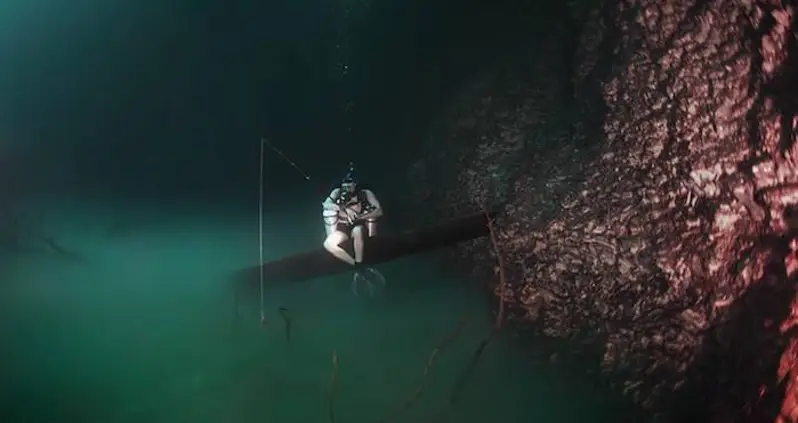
[357,190,383,220]
[322,188,341,210]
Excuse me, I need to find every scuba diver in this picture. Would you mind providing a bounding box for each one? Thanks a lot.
[322,164,386,295]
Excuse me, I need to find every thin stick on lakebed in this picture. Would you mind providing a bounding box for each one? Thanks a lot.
[42,236,85,262]
[378,319,466,423]
[329,350,339,423]
[0,209,84,262]
[278,307,292,344]
[449,207,507,405]
[449,330,496,405]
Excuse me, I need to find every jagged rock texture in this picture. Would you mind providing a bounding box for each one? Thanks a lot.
[413,0,797,420]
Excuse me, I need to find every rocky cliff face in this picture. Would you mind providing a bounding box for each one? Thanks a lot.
[412,0,797,420]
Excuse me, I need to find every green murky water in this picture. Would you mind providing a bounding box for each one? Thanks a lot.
[1,203,639,422]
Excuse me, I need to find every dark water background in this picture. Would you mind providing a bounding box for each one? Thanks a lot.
[1,0,644,421]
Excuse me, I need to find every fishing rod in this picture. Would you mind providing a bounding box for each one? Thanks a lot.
[261,137,355,201]
[257,137,324,327]
[255,137,356,324]
[262,138,313,182]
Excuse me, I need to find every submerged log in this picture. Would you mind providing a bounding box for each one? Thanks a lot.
[233,211,496,287]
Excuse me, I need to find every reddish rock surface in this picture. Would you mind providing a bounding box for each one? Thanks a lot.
[412,0,797,420]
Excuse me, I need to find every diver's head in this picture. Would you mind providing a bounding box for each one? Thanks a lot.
[341,180,357,194]
[340,163,357,194]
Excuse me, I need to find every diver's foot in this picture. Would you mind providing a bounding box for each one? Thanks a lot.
[351,265,386,297]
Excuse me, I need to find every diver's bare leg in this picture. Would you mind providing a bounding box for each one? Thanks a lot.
[351,225,365,263]
[323,231,356,265]
[350,225,382,296]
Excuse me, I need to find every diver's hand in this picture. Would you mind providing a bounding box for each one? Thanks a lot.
[344,207,358,224]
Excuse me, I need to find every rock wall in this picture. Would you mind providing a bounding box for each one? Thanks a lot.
[412,0,797,420]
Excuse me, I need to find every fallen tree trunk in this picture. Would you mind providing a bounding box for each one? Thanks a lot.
[233,210,497,289]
